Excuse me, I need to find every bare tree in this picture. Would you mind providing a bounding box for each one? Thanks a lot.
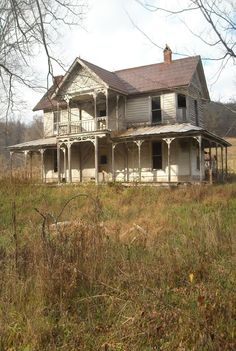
[135,0,235,61]
[0,0,87,128]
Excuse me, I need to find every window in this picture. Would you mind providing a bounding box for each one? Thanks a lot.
[152,142,162,169]
[100,155,107,165]
[53,149,58,172]
[151,96,162,124]
[99,109,106,117]
[177,94,186,108]
[53,111,61,134]
[194,100,199,126]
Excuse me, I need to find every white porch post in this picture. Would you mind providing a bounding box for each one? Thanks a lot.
[106,89,109,129]
[215,144,219,181]
[135,140,144,182]
[163,138,174,182]
[94,136,99,184]
[209,145,212,184]
[220,146,224,181]
[93,92,97,130]
[62,148,67,182]
[57,144,61,183]
[40,149,45,183]
[116,94,120,130]
[124,143,129,182]
[29,152,33,180]
[68,142,72,183]
[111,143,117,181]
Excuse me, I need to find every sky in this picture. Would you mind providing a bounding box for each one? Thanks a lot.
[23,0,236,122]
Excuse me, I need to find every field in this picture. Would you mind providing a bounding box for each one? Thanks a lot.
[0,180,235,350]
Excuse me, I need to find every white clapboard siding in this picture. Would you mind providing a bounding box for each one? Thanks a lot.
[44,112,53,137]
[126,97,150,123]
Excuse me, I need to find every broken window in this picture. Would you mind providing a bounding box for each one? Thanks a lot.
[151,96,162,124]
[177,94,186,108]
[152,142,162,169]
[177,94,187,122]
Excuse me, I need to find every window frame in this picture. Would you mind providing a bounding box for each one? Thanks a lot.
[53,110,61,135]
[151,96,162,124]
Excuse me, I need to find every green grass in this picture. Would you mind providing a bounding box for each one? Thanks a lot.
[0,180,236,350]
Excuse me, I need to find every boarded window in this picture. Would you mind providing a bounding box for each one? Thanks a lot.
[53,149,58,172]
[53,111,61,134]
[152,97,162,124]
[152,142,162,169]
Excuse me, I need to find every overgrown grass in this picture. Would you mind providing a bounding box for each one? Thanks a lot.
[0,180,235,350]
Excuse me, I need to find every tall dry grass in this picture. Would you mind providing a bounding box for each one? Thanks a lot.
[0,180,235,350]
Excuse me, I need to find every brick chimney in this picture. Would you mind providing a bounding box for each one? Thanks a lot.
[163,45,172,63]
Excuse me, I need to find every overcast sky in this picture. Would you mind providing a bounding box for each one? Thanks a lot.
[23,0,235,122]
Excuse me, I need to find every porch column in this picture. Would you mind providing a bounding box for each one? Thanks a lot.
[93,93,97,130]
[68,142,72,183]
[220,146,224,182]
[209,145,212,184]
[215,144,219,181]
[65,95,71,134]
[62,148,67,182]
[116,94,120,131]
[111,143,117,181]
[135,140,144,182]
[163,138,174,182]
[94,136,99,184]
[125,143,129,182]
[40,149,45,183]
[225,146,228,181]
[106,89,109,129]
[57,144,61,183]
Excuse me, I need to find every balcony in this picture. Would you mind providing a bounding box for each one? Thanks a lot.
[58,117,108,135]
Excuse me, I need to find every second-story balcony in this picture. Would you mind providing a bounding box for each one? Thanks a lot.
[58,116,108,135]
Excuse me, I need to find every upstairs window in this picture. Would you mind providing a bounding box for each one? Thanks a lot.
[152,142,162,170]
[53,111,61,134]
[177,94,187,122]
[151,96,162,124]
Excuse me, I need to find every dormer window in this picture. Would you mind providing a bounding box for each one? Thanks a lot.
[151,96,162,124]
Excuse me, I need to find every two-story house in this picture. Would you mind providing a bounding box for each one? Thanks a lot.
[9,46,230,184]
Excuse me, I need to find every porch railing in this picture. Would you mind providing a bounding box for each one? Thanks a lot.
[58,117,108,135]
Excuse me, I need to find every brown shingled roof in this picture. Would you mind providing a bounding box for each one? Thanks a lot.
[33,56,202,111]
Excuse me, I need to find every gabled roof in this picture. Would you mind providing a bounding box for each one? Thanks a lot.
[33,55,206,111]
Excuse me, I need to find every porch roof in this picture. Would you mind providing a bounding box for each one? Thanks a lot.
[8,137,57,151]
[112,123,230,147]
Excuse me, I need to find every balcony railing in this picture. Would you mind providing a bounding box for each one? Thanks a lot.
[58,117,108,135]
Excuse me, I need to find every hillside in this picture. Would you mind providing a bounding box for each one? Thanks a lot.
[0,181,235,350]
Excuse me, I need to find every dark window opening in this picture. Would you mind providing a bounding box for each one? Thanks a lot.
[99,109,106,117]
[177,94,186,108]
[152,97,162,124]
[53,111,61,134]
[152,142,162,170]
[53,149,58,172]
[194,100,199,126]
[100,155,107,165]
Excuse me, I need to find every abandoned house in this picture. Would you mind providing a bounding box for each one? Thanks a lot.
[9,46,230,184]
